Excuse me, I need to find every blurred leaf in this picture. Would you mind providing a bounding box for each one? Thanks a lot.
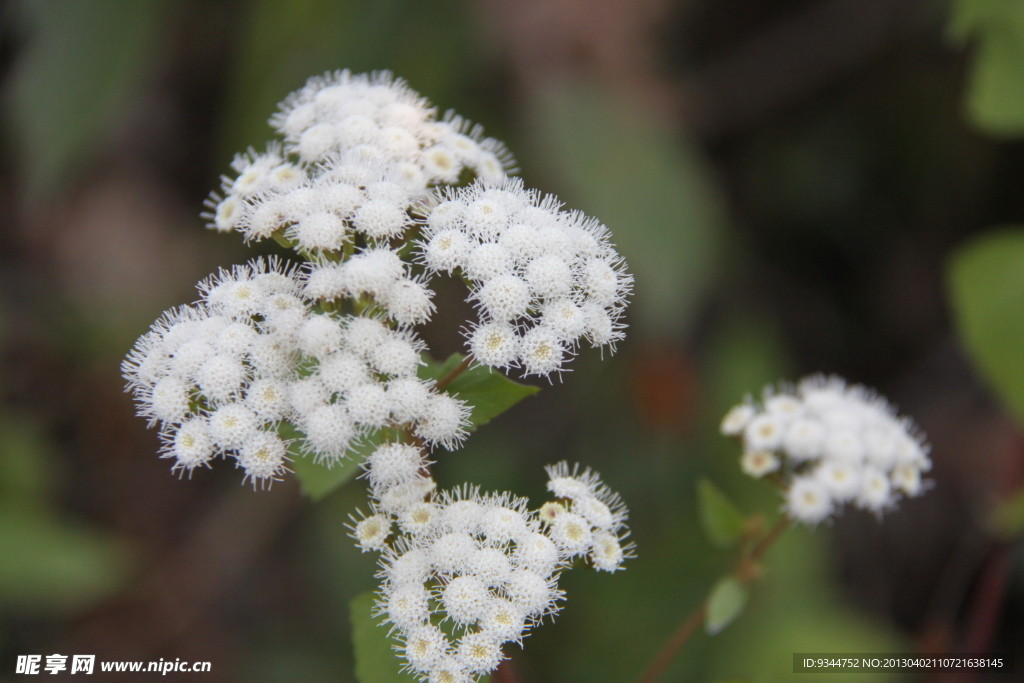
[948,229,1024,427]
[350,590,415,683]
[6,0,166,200]
[281,423,381,501]
[948,0,1024,136]
[988,488,1024,539]
[697,478,747,549]
[420,353,540,430]
[528,83,725,335]
[705,577,749,635]
[0,417,49,509]
[0,511,128,613]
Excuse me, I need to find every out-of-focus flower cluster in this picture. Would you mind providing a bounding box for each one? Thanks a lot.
[350,456,632,682]
[721,376,932,525]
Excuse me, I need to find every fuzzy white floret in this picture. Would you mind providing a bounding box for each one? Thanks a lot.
[856,467,893,513]
[342,248,405,297]
[525,255,572,298]
[474,275,530,321]
[548,511,593,555]
[208,403,260,450]
[481,505,530,545]
[301,404,355,460]
[248,335,294,379]
[541,299,586,342]
[195,353,246,402]
[414,393,470,450]
[386,548,433,587]
[498,223,540,264]
[353,199,409,239]
[345,382,391,427]
[401,625,449,673]
[344,317,391,357]
[480,598,528,644]
[318,352,370,394]
[514,532,559,577]
[469,323,520,368]
[465,243,510,281]
[572,495,615,531]
[442,575,489,625]
[824,430,865,463]
[303,263,347,300]
[386,583,430,630]
[581,258,622,306]
[298,315,344,359]
[365,442,426,489]
[376,476,436,514]
[354,513,391,551]
[441,499,484,535]
[237,430,288,482]
[816,461,861,502]
[456,631,504,674]
[245,379,290,421]
[381,278,435,326]
[216,322,258,356]
[504,569,555,616]
[785,476,833,525]
[721,403,756,436]
[291,211,346,251]
[590,531,625,572]
[431,532,478,576]
[782,418,826,461]
[519,326,565,376]
[149,376,191,424]
[740,450,780,478]
[399,502,439,536]
[423,229,472,274]
[369,336,422,377]
[744,413,785,452]
[387,377,433,424]
[288,376,329,416]
[169,418,215,469]
[170,339,215,379]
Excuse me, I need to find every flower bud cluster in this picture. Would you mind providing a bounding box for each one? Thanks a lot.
[419,179,632,376]
[349,457,631,682]
[121,258,470,484]
[721,375,931,525]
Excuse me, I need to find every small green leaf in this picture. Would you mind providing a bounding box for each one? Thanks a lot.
[281,423,382,501]
[420,353,540,430]
[948,0,1024,136]
[705,577,749,635]
[350,590,415,683]
[948,229,1024,427]
[988,488,1024,540]
[697,478,747,549]
[0,511,129,613]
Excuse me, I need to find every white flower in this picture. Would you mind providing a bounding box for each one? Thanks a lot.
[785,476,833,525]
[352,513,391,552]
[740,450,780,478]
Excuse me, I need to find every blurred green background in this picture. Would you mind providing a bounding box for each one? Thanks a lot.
[1,0,1023,681]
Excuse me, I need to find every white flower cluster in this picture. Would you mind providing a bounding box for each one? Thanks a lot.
[350,456,631,682]
[121,258,470,484]
[419,179,632,376]
[721,376,931,525]
[208,70,512,250]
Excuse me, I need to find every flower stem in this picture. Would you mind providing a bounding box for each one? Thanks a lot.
[435,355,473,392]
[634,515,791,683]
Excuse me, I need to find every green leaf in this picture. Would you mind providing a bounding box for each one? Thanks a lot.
[350,590,415,683]
[988,488,1024,540]
[948,0,1024,136]
[948,229,1024,427]
[420,353,540,430]
[0,511,129,613]
[281,423,383,501]
[697,478,747,549]
[705,577,749,636]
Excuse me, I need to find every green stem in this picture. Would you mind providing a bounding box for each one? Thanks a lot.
[434,355,473,392]
[634,515,791,683]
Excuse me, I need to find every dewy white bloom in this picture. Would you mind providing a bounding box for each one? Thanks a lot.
[128,68,634,681]
[417,177,632,377]
[722,375,931,525]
